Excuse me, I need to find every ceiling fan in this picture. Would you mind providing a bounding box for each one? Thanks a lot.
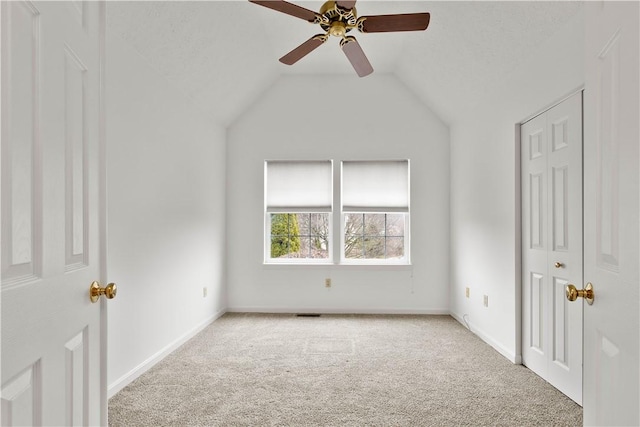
[249,0,431,77]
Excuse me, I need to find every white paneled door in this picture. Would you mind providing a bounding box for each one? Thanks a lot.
[583,2,639,425]
[521,92,583,404]
[1,2,107,425]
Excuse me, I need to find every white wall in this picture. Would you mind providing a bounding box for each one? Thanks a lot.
[227,74,450,314]
[105,34,227,396]
[449,10,585,362]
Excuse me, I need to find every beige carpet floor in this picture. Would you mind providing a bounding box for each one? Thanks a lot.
[109,313,582,426]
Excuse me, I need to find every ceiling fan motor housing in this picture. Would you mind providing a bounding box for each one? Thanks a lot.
[319,1,357,36]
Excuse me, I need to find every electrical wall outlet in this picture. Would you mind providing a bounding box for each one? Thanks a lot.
[203,287,208,298]
[465,287,470,298]
[325,278,331,288]
[483,295,489,307]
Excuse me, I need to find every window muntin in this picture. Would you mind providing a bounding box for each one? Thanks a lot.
[269,213,330,260]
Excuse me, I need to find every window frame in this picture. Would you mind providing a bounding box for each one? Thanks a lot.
[339,160,411,265]
[263,159,410,266]
[264,159,333,264]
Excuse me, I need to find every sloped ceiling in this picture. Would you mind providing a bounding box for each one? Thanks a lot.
[107,1,582,127]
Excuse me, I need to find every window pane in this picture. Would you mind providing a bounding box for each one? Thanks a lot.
[309,214,329,257]
[386,214,404,236]
[386,237,404,258]
[364,236,385,258]
[344,213,363,237]
[309,213,329,251]
[298,237,312,258]
[345,235,364,259]
[364,213,385,236]
[271,236,287,258]
[309,236,329,259]
[297,213,310,235]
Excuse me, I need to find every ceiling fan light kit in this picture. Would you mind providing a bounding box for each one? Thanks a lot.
[249,0,431,77]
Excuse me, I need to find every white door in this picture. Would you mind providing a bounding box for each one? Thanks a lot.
[582,2,639,425]
[521,92,583,404]
[1,2,108,425]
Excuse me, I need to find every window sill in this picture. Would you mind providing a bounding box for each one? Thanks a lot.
[262,263,413,271]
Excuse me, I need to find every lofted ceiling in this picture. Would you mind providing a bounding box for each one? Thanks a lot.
[107,1,583,127]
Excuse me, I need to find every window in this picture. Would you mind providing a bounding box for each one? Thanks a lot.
[264,159,409,265]
[264,161,332,263]
[341,160,409,264]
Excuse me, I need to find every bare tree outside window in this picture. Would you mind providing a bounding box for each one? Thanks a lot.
[344,213,405,259]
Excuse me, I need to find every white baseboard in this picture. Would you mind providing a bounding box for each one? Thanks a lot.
[450,312,522,364]
[226,306,450,315]
[108,309,226,398]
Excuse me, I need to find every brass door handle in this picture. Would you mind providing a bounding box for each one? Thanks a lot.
[90,281,117,303]
[566,282,594,305]
[555,262,564,268]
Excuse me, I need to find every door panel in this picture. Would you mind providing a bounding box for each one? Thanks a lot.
[530,172,545,250]
[530,271,544,352]
[1,2,106,425]
[583,2,639,424]
[1,0,42,285]
[522,91,583,404]
[552,166,568,251]
[64,44,89,271]
[552,276,569,367]
[1,363,41,426]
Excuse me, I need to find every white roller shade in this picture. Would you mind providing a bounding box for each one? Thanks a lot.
[265,160,333,212]
[341,160,409,212]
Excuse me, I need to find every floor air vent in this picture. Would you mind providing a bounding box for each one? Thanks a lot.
[296,313,321,317]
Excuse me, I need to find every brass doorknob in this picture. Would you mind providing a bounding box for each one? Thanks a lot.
[555,262,564,268]
[90,281,117,303]
[566,282,594,305]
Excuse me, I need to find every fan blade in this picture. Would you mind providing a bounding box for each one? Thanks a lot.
[279,35,327,65]
[340,36,373,77]
[249,0,318,23]
[336,0,357,9]
[359,12,430,33]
